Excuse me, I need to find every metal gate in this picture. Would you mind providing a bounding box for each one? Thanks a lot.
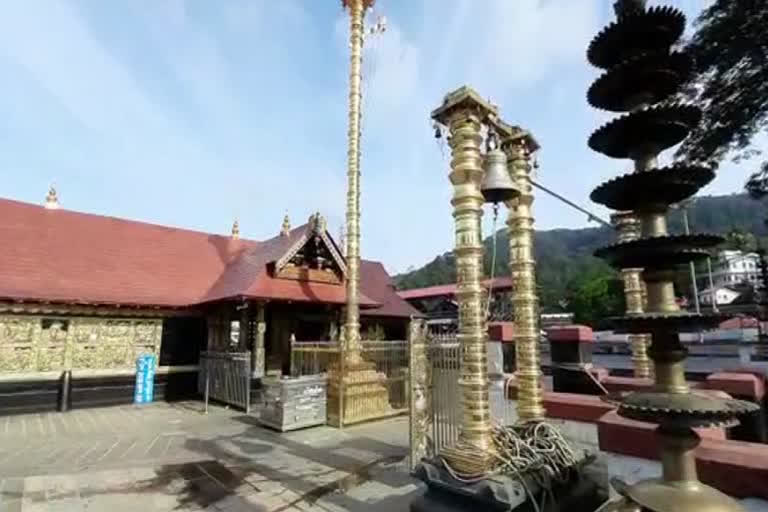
[198,351,252,412]
[408,322,463,470]
[428,334,461,454]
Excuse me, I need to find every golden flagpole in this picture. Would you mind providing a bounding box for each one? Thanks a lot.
[340,0,372,362]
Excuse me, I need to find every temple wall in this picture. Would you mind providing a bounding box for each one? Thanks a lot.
[0,314,162,375]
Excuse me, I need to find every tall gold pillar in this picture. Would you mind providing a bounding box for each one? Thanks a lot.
[611,212,652,379]
[501,129,546,423]
[340,0,373,361]
[432,86,498,475]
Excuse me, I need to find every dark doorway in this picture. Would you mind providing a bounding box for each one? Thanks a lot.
[160,317,206,366]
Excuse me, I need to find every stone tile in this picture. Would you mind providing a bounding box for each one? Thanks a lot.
[45,475,80,501]
[183,476,231,506]
[197,462,242,490]
[217,491,296,512]
[0,478,24,506]
[175,463,208,482]
[17,500,48,512]
[44,497,86,512]
[0,402,415,511]
[81,493,157,512]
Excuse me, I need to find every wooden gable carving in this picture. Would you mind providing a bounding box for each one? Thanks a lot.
[272,214,347,285]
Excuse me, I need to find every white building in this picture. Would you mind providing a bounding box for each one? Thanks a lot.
[702,250,763,289]
[698,285,741,306]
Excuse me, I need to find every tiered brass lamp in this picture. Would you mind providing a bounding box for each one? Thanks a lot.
[588,1,759,511]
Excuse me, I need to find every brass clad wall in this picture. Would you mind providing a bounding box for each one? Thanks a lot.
[0,315,162,374]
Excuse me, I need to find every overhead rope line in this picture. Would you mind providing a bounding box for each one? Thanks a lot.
[527,178,613,229]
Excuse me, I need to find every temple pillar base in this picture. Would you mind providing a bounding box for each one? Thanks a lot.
[410,459,605,512]
[326,359,394,427]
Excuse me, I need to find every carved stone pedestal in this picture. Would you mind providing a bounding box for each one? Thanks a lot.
[410,460,605,512]
[259,375,327,432]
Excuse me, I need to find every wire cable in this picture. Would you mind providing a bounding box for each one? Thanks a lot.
[438,420,580,512]
[486,203,500,319]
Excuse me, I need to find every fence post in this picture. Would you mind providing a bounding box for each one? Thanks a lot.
[58,370,72,412]
[339,346,346,428]
[409,318,431,471]
[204,368,210,415]
[246,354,252,414]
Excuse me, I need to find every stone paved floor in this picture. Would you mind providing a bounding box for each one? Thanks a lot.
[0,402,421,511]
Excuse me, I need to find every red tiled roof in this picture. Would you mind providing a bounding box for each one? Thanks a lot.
[0,198,415,317]
[202,227,379,307]
[397,276,514,300]
[357,261,421,318]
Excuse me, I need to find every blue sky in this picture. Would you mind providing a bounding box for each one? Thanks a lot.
[0,0,758,274]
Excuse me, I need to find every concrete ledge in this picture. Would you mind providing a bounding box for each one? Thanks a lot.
[600,376,653,393]
[706,371,766,400]
[697,438,768,499]
[546,325,594,343]
[597,411,726,460]
[545,392,614,422]
[488,322,514,342]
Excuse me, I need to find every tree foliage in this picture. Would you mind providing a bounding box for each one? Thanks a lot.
[564,264,625,328]
[394,193,768,315]
[676,0,768,195]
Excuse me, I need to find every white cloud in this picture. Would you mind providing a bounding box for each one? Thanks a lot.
[336,0,605,272]
[0,0,173,137]
[1,0,755,277]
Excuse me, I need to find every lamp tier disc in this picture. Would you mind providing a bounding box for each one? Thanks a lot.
[588,52,692,112]
[589,105,701,159]
[604,391,759,428]
[607,311,727,334]
[590,165,714,210]
[624,477,748,512]
[594,233,722,269]
[588,6,686,70]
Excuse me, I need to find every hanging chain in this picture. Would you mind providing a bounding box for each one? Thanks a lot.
[486,203,500,319]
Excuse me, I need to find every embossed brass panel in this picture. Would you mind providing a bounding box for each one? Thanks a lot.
[0,314,162,374]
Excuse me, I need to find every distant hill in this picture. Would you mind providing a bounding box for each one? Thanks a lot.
[394,194,768,309]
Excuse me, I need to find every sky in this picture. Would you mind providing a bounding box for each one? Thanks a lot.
[0,0,757,275]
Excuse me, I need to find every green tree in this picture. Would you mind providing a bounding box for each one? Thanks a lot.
[724,228,757,252]
[565,265,625,328]
[676,1,768,194]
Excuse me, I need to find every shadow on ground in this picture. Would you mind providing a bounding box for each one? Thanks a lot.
[55,412,419,511]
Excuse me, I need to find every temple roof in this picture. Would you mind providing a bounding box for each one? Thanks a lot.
[0,197,419,317]
[397,276,514,301]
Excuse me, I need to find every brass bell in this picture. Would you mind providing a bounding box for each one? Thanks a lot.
[481,147,519,204]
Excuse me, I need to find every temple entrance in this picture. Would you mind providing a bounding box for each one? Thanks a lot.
[264,303,338,375]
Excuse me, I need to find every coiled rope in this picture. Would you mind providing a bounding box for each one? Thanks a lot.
[439,421,579,512]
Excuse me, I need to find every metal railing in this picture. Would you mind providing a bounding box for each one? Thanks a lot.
[290,339,409,427]
[198,351,251,413]
[290,341,340,377]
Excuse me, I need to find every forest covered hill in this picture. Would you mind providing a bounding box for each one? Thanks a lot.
[394,194,768,318]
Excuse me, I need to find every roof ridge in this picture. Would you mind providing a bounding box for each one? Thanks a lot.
[0,196,261,243]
